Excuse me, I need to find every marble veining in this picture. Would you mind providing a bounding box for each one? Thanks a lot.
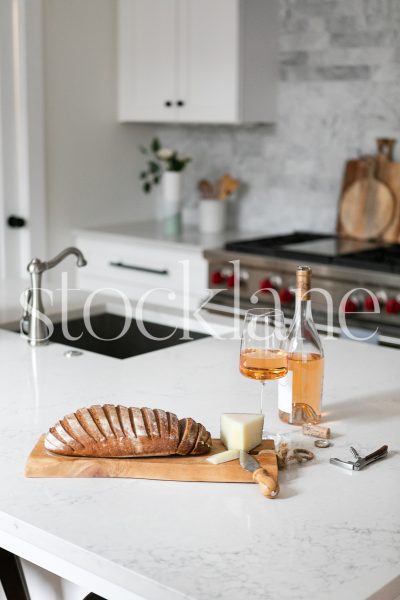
[0,329,399,599]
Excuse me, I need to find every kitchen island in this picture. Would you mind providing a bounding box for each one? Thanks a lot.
[0,327,399,600]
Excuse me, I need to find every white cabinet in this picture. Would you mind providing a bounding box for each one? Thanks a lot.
[75,232,208,310]
[177,0,239,123]
[118,0,178,122]
[118,0,277,124]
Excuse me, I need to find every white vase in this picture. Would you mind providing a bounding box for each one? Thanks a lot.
[199,199,227,234]
[162,171,182,235]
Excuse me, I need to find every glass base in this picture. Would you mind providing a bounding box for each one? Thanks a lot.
[262,432,285,448]
[279,406,321,425]
[163,212,182,237]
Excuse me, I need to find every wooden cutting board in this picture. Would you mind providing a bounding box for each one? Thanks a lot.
[25,437,277,484]
[339,157,394,240]
[376,140,400,242]
[337,139,400,242]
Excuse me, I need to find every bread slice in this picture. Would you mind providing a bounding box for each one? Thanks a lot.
[103,404,124,438]
[52,422,83,452]
[153,408,169,438]
[129,407,147,438]
[141,407,159,438]
[116,405,135,438]
[192,424,212,455]
[177,418,199,455]
[44,406,211,458]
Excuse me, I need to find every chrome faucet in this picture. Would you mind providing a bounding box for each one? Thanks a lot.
[20,247,87,346]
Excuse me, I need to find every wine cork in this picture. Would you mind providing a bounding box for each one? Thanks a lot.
[296,266,311,301]
[302,423,331,439]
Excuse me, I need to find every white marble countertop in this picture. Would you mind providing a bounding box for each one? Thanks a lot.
[75,220,263,252]
[0,322,399,600]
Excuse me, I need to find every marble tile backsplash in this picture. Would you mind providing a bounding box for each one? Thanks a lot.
[155,0,400,235]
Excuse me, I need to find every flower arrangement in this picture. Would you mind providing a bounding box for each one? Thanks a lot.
[139,138,191,194]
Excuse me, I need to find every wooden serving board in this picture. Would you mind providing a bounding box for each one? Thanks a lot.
[25,437,277,484]
[337,139,400,242]
[339,164,394,240]
[380,160,400,242]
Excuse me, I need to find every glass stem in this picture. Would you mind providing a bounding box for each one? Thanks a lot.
[260,381,266,415]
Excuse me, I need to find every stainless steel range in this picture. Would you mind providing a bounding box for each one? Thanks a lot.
[204,232,400,347]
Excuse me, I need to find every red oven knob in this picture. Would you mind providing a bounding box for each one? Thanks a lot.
[226,274,236,288]
[364,296,375,312]
[259,278,273,292]
[211,270,224,285]
[386,298,400,314]
[344,298,358,313]
[279,287,294,304]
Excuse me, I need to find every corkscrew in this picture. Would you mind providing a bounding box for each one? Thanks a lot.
[330,445,388,471]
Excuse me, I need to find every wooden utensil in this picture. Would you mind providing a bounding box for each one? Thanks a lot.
[216,174,240,200]
[339,156,395,240]
[26,436,278,485]
[197,179,215,199]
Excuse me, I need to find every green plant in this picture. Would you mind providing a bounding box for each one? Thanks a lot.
[139,137,191,194]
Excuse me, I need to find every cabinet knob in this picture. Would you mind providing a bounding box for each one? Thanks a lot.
[176,100,185,107]
[7,215,26,228]
[164,100,172,107]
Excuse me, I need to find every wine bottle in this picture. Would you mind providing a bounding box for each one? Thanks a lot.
[278,266,324,425]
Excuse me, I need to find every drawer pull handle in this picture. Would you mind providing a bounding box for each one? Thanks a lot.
[109,261,169,276]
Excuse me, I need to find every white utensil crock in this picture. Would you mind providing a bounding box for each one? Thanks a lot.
[199,199,227,234]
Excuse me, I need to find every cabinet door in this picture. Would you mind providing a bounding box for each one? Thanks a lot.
[118,0,178,122]
[177,0,239,123]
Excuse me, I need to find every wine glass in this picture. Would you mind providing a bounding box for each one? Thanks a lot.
[240,308,288,436]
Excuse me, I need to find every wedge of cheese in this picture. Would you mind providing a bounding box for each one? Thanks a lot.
[220,413,264,451]
[206,449,240,465]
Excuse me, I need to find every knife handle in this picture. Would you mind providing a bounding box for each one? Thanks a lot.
[364,445,388,463]
[252,468,280,498]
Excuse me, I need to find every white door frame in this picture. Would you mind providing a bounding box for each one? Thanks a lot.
[0,0,46,279]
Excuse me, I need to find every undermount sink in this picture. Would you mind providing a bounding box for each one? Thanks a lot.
[13,312,209,359]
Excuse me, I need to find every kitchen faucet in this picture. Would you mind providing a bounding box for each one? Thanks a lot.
[20,247,87,346]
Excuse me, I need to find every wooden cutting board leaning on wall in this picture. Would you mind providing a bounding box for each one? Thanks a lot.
[337,139,400,242]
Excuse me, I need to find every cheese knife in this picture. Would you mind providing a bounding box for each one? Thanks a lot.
[239,450,280,498]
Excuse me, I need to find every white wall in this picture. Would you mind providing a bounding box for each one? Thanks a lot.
[43,0,153,256]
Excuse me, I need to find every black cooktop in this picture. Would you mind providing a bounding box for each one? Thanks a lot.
[225,232,400,273]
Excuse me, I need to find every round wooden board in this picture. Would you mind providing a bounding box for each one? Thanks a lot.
[340,177,395,240]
